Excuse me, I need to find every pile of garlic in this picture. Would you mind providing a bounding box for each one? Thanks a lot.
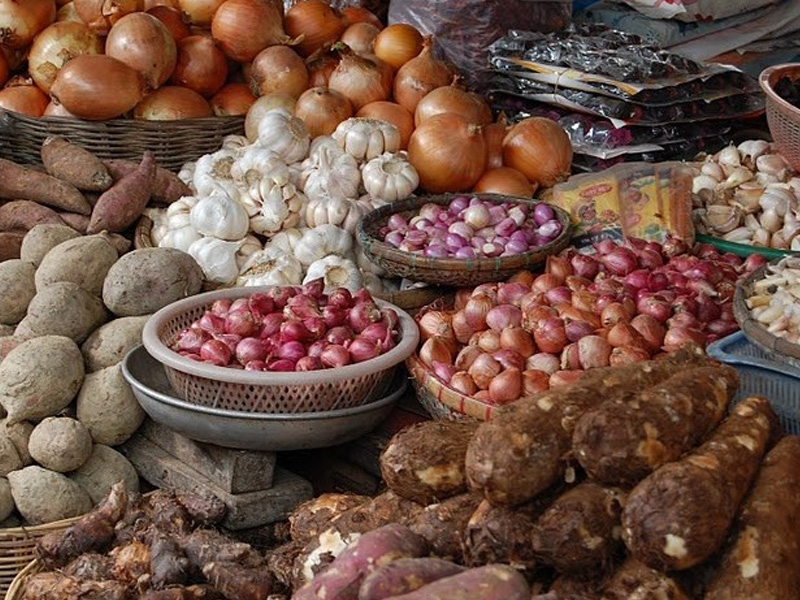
[146,111,420,293]
[692,140,800,250]
[746,256,800,343]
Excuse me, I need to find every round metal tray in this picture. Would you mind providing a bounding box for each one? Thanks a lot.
[121,345,406,452]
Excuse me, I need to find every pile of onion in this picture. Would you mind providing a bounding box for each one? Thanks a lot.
[171,280,402,372]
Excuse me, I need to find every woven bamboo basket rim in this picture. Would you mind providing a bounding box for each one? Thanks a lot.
[134,215,155,250]
[5,557,40,600]
[356,193,572,286]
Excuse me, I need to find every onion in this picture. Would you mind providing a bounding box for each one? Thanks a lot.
[210,82,255,116]
[577,335,611,369]
[43,101,76,116]
[468,353,501,390]
[105,12,177,89]
[392,36,453,113]
[0,84,49,117]
[340,21,380,55]
[493,348,525,371]
[502,117,573,187]
[373,22,423,71]
[663,326,706,352]
[526,352,559,375]
[357,100,414,149]
[170,34,228,97]
[134,85,212,119]
[476,330,501,353]
[500,326,535,358]
[211,0,290,62]
[489,367,522,405]
[408,113,486,193]
[610,345,651,366]
[244,92,296,141]
[0,0,56,49]
[473,167,535,198]
[27,20,103,94]
[178,0,224,26]
[200,338,231,365]
[414,81,492,127]
[485,305,522,331]
[50,54,146,119]
[74,0,141,35]
[533,317,568,354]
[284,0,345,58]
[147,5,190,41]
[305,44,340,88]
[341,5,381,28]
[452,310,473,344]
[449,371,477,396]
[482,114,508,170]
[57,2,81,22]
[607,322,649,350]
[417,310,456,349]
[464,293,494,331]
[292,86,351,137]
[249,44,308,99]
[630,313,666,352]
[419,336,452,368]
[328,46,391,111]
[454,345,480,371]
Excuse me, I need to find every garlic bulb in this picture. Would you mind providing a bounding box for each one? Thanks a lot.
[231,146,286,190]
[178,161,196,188]
[188,236,242,285]
[299,143,361,202]
[304,255,363,291]
[246,173,306,236]
[265,228,304,254]
[236,234,263,269]
[361,152,419,201]
[143,207,168,246]
[190,191,250,240]
[221,134,249,152]
[237,247,303,287]
[193,147,242,199]
[294,224,354,266]
[166,196,199,229]
[256,108,311,164]
[303,195,369,234]
[332,118,401,162]
[159,224,203,252]
[308,135,343,160]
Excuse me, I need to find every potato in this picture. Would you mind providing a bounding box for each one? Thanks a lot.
[102,248,203,317]
[0,259,36,325]
[15,282,108,344]
[0,477,14,522]
[0,335,85,424]
[0,432,22,476]
[76,363,145,445]
[70,444,139,504]
[8,466,92,524]
[35,235,119,296]
[81,315,150,372]
[1,418,34,465]
[29,417,93,473]
[19,224,80,267]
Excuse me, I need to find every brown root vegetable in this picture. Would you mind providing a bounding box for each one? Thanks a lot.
[573,365,738,486]
[547,576,603,600]
[16,281,108,344]
[81,315,150,372]
[531,482,627,576]
[58,212,90,233]
[9,466,92,525]
[408,493,482,563]
[621,396,777,572]
[175,490,227,526]
[372,564,530,600]
[0,259,36,325]
[463,499,539,570]
[267,540,306,591]
[704,435,800,599]
[289,493,370,544]
[0,231,25,261]
[380,420,478,505]
[87,151,156,234]
[20,223,81,266]
[0,200,67,231]
[601,558,690,600]
[358,557,466,600]
[21,571,129,600]
[140,586,225,599]
[61,553,116,581]
[0,159,92,215]
[35,233,119,295]
[40,136,113,192]
[150,531,190,589]
[466,347,710,506]
[181,528,263,572]
[111,538,152,586]
[293,523,429,600]
[104,158,193,204]
[203,561,275,600]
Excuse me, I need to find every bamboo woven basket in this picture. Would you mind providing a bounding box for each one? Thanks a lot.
[5,558,40,600]
[0,109,244,172]
[357,194,572,287]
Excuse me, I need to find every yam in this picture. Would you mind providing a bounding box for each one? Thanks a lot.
[0,159,92,215]
[380,420,478,505]
[35,234,119,295]
[87,151,155,234]
[102,247,204,317]
[0,334,32,364]
[1,418,34,465]
[289,493,370,544]
[0,231,25,261]
[0,259,35,325]
[0,200,66,231]
[531,482,627,576]
[70,444,140,504]
[81,315,150,371]
[0,432,22,476]
[62,553,116,581]
[28,417,93,473]
[462,499,539,570]
[621,396,777,572]
[15,281,108,343]
[76,363,146,445]
[21,571,129,600]
[8,466,92,524]
[704,435,800,600]
[358,557,466,600]
[202,561,275,600]
[105,158,193,204]
[0,335,85,423]
[0,477,14,522]
[41,136,113,192]
[547,576,603,600]
[140,585,224,600]
[408,493,482,563]
[19,223,80,267]
[465,347,712,506]
[150,532,190,589]
[600,558,690,600]
[371,564,530,600]
[266,540,305,590]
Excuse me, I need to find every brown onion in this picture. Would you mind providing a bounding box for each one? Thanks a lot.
[500,326,535,358]
[455,345,481,371]
[577,335,611,369]
[295,86,353,138]
[43,100,76,116]
[134,85,212,119]
[340,21,380,55]
[393,36,453,114]
[341,6,381,29]
[630,313,666,353]
[210,82,255,116]
[503,117,573,187]
[57,2,81,22]
[74,0,141,35]
[284,0,345,57]
[606,322,649,351]
[474,167,535,197]
[468,352,501,390]
[27,20,103,94]
[211,0,290,62]
[0,52,10,88]
[449,371,477,396]
[178,0,224,26]
[145,0,180,8]
[451,310,473,344]
[171,34,228,97]
[407,112,486,193]
[0,0,57,48]
[609,345,651,366]
[244,91,296,141]
[522,369,550,395]
[662,326,705,352]
[328,46,391,111]
[418,310,455,345]
[147,5,190,41]
[357,100,414,149]
[489,367,521,405]
[373,22,422,71]
[533,317,568,354]
[106,12,177,89]
[305,44,340,88]
[51,54,146,119]
[549,370,584,387]
[414,80,492,127]
[483,113,508,170]
[419,336,452,368]
[0,85,49,117]
[250,44,309,99]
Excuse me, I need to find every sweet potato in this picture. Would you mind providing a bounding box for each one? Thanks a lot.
[408,493,482,563]
[704,435,800,599]
[0,231,24,261]
[41,136,113,192]
[466,348,710,506]
[0,259,35,325]
[105,158,193,204]
[19,223,80,266]
[0,159,92,215]
[293,523,429,600]
[0,200,66,231]
[373,564,530,600]
[621,396,777,572]
[462,499,541,570]
[289,493,370,544]
[87,151,156,234]
[15,281,108,343]
[358,557,465,600]
[35,234,119,295]
[58,212,90,233]
[21,571,129,600]
[600,558,690,600]
[531,482,627,576]
[380,420,478,505]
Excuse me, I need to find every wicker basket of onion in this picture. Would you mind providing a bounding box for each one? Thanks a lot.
[408,237,767,420]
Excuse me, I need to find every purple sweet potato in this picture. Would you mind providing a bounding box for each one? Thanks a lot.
[0,200,67,231]
[376,564,530,600]
[0,159,91,215]
[0,231,24,261]
[87,152,156,234]
[41,136,113,192]
[105,158,192,204]
[58,212,90,233]
[358,557,465,600]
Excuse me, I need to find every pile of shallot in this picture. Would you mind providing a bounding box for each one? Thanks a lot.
[171,279,400,372]
[416,237,766,405]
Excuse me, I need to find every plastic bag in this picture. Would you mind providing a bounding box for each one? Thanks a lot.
[284,0,389,22]
[387,0,572,89]
[620,0,777,23]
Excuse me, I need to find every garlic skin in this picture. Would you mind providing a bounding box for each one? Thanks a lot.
[265,228,304,254]
[256,108,311,164]
[159,224,203,252]
[361,271,385,295]
[188,236,242,285]
[237,247,303,287]
[304,255,363,291]
[299,143,361,202]
[247,174,306,236]
[178,161,196,187]
[716,144,741,168]
[143,207,168,246]
[190,191,250,240]
[304,196,370,234]
[361,151,419,202]
[294,224,354,266]
[737,139,770,167]
[231,146,286,191]
[193,147,242,199]
[221,134,249,152]
[236,234,263,270]
[332,117,401,162]
[166,195,199,229]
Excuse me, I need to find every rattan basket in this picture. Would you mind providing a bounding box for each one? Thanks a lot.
[357,194,571,287]
[0,109,244,172]
[759,63,800,171]
[5,558,39,600]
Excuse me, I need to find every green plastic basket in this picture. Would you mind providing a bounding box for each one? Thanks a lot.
[696,234,799,260]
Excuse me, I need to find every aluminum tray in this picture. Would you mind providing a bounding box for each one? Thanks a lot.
[122,345,406,452]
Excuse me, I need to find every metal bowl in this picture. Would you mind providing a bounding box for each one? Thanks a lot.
[122,345,406,452]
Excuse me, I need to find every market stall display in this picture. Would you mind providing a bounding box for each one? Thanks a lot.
[760,62,800,170]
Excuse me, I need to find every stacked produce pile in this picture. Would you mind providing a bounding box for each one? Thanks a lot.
[743,255,800,344]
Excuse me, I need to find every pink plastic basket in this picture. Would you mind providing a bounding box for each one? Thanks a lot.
[760,63,800,171]
[141,287,419,414]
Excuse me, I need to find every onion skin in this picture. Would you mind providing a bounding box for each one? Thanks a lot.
[414,81,492,127]
[134,85,212,120]
[373,22,423,71]
[74,0,142,35]
[27,20,103,94]
[356,100,413,149]
[340,21,380,56]
[249,44,309,99]
[50,54,146,120]
[105,12,177,89]
[178,0,224,26]
[0,0,57,49]
[328,48,391,111]
[0,85,50,117]
[473,167,536,197]
[502,117,573,188]
[171,34,228,97]
[147,5,190,41]
[392,36,453,114]
[211,0,289,62]
[284,0,346,58]
[295,86,352,138]
[210,82,255,116]
[0,52,8,88]
[341,6,382,29]
[57,2,82,22]
[244,92,296,141]
[43,100,77,117]
[483,114,508,170]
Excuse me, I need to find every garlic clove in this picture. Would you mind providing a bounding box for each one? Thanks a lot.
[716,144,742,168]
[756,153,793,181]
[744,213,761,232]
[732,182,764,214]
[736,139,771,168]
[792,236,800,252]
[771,230,790,249]
[786,177,800,199]
[692,173,719,194]
[756,172,781,187]
[722,226,754,243]
[705,205,741,234]
[752,227,771,247]
[700,161,725,182]
[717,166,754,190]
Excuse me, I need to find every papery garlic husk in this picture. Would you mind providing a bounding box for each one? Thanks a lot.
[361,271,385,295]
[361,151,420,202]
[188,236,242,285]
[237,247,303,287]
[759,189,793,217]
[266,228,305,254]
[166,196,200,229]
[190,191,251,240]
[744,213,761,232]
[178,161,196,188]
[256,108,311,164]
[786,177,800,199]
[700,161,725,182]
[716,144,741,167]
[732,182,764,214]
[717,166,754,190]
[247,176,306,236]
[705,204,742,234]
[299,143,361,202]
[143,207,168,246]
[792,236,800,251]
[693,174,718,194]
[294,224,354,266]
[771,230,790,249]
[231,146,286,191]
[759,208,783,234]
[236,234,263,270]
[756,171,780,186]
[304,255,363,291]
[304,195,369,234]
[756,153,793,181]
[159,224,203,252]
[222,134,249,152]
[723,227,753,242]
[753,227,771,246]
[737,139,771,168]
[193,147,242,198]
